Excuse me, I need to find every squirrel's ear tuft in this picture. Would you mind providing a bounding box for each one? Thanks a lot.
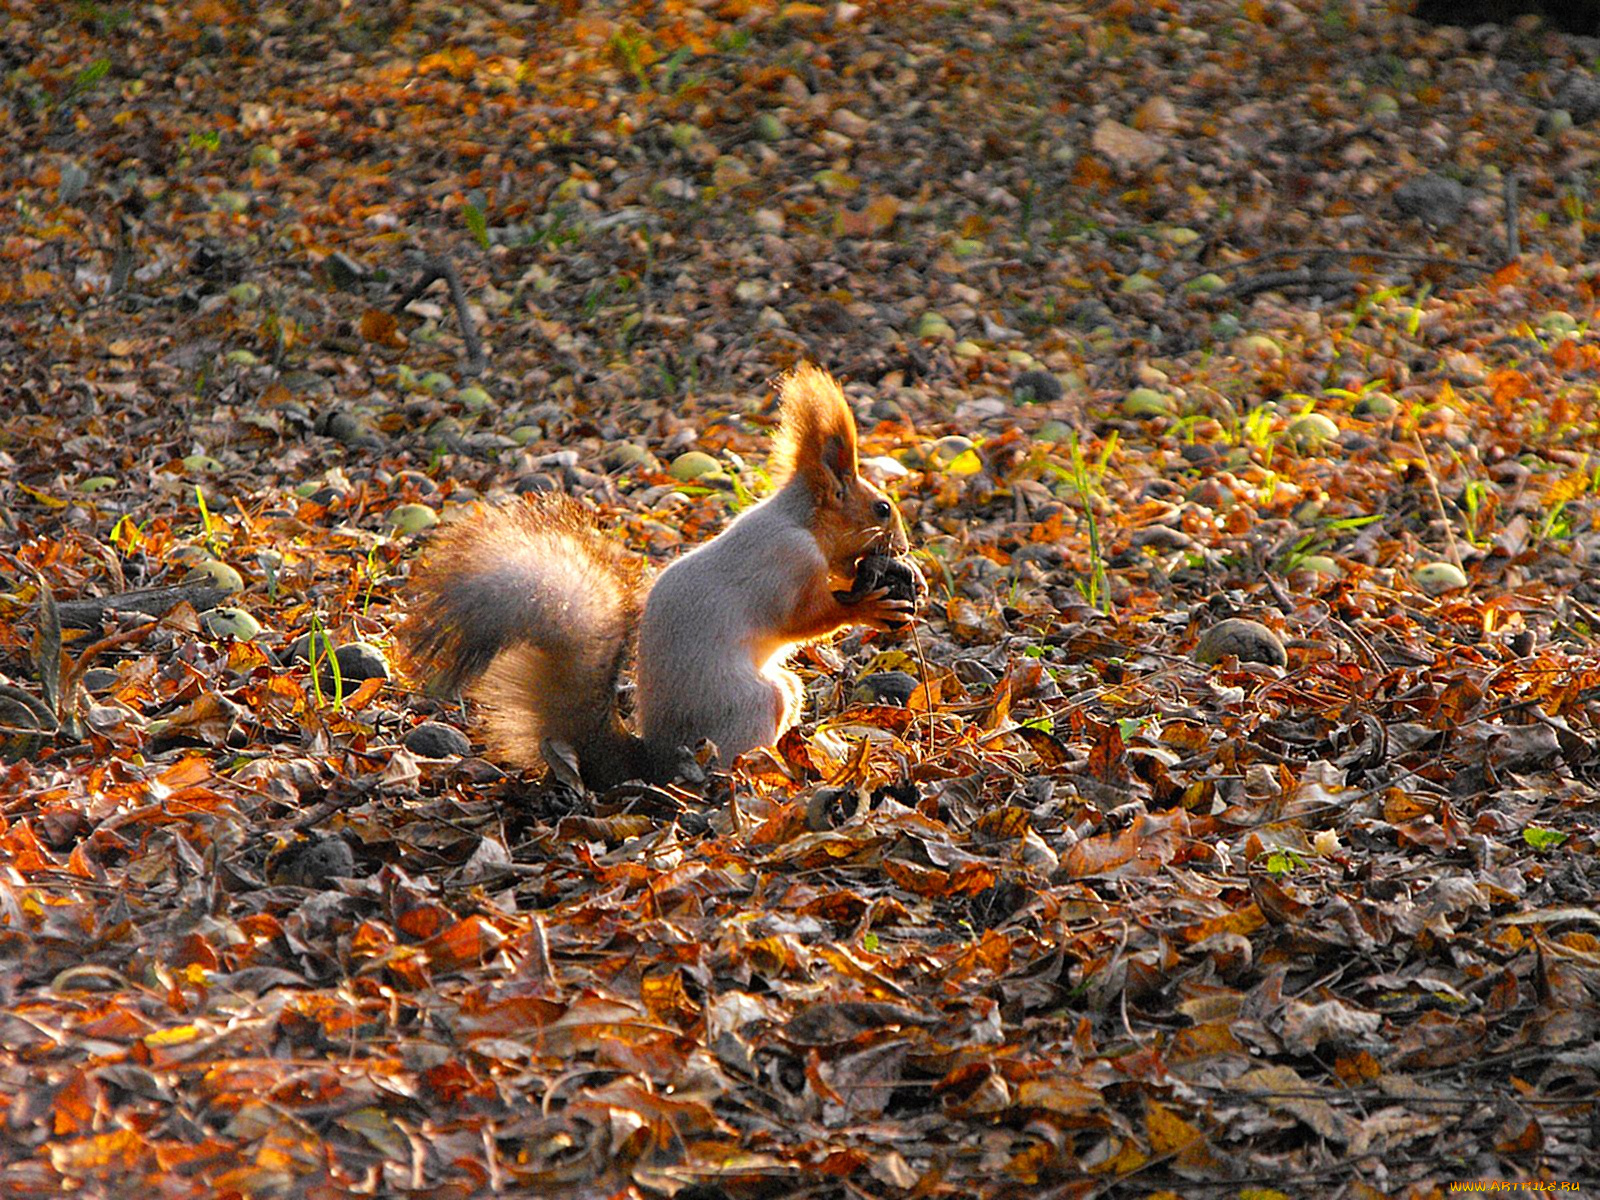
[771,363,858,489]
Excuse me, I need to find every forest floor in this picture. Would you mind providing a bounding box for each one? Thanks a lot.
[2,0,1599,1196]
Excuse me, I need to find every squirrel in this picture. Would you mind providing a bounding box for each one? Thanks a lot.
[400,364,916,790]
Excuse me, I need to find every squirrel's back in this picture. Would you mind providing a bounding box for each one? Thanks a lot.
[637,363,906,760]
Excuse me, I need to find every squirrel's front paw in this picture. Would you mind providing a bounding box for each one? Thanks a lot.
[834,552,923,632]
[846,588,917,632]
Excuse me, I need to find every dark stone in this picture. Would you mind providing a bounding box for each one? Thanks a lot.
[858,671,919,706]
[1069,298,1116,330]
[803,297,856,333]
[270,836,356,887]
[332,642,389,682]
[1394,174,1468,225]
[514,472,560,495]
[869,396,908,422]
[404,721,473,758]
[287,638,390,695]
[314,407,381,450]
[323,252,368,290]
[1556,70,1600,124]
[1194,618,1288,668]
[1012,369,1064,404]
[805,786,865,830]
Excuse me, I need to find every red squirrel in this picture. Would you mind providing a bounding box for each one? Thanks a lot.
[400,364,915,788]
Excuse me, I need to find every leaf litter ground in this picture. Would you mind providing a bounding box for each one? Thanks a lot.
[1,0,1598,1196]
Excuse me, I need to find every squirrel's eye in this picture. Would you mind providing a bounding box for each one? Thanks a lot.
[873,500,892,521]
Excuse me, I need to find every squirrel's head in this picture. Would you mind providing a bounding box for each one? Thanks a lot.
[771,364,908,570]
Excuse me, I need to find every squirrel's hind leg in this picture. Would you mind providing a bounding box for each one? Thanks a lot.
[768,665,805,742]
[642,668,787,765]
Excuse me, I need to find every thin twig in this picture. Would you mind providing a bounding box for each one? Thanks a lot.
[908,614,935,767]
[57,619,161,718]
[1330,615,1384,673]
[1410,427,1463,572]
[1504,173,1521,260]
[287,785,373,834]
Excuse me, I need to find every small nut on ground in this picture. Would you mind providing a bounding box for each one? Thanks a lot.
[1194,618,1287,668]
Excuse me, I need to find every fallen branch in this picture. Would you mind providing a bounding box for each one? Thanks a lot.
[1175,244,1498,294]
[1220,266,1360,300]
[393,254,488,376]
[109,207,137,296]
[56,584,230,628]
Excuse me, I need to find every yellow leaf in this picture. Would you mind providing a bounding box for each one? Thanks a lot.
[1146,1098,1203,1154]
[946,448,983,475]
[1092,1135,1146,1175]
[21,270,56,297]
[17,484,67,509]
[110,515,143,554]
[145,1024,202,1047]
[1548,471,1590,507]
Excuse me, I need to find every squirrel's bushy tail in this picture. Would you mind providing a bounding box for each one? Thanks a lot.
[400,495,646,779]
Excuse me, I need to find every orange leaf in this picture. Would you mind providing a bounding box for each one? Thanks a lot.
[422,1060,493,1104]
[359,308,403,347]
[642,968,699,1025]
[158,756,212,791]
[836,194,899,237]
[397,901,453,941]
[947,861,997,896]
[1179,904,1265,943]
[458,999,563,1040]
[974,806,1031,839]
[1086,719,1127,783]
[1489,261,1522,288]
[49,1128,150,1173]
[1332,1049,1382,1084]
[53,1071,98,1136]
[340,674,386,710]
[350,920,396,957]
[422,915,506,972]
[882,856,950,897]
